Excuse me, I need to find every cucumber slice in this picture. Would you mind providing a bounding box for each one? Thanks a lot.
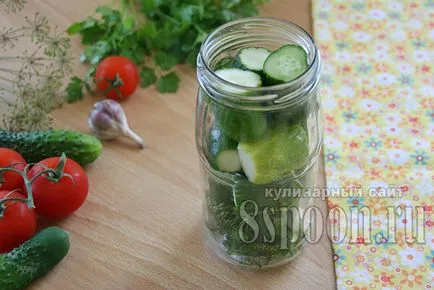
[215,68,262,87]
[210,68,267,142]
[214,57,235,70]
[216,150,241,172]
[208,124,241,172]
[237,124,309,184]
[263,44,308,85]
[234,47,271,73]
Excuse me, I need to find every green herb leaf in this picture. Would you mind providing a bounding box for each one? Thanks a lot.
[175,5,202,25]
[187,47,200,68]
[138,21,158,38]
[66,0,269,100]
[66,22,82,35]
[122,17,136,30]
[66,77,85,103]
[236,2,258,17]
[85,41,112,65]
[140,67,157,88]
[221,0,242,9]
[156,72,180,93]
[80,25,107,45]
[221,9,238,22]
[151,22,183,50]
[97,6,121,26]
[155,51,178,71]
[121,49,145,65]
[138,0,161,13]
[81,17,98,29]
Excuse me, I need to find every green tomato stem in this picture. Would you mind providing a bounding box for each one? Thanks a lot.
[0,197,29,218]
[0,154,69,217]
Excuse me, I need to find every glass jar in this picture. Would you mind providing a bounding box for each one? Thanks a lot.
[195,17,322,270]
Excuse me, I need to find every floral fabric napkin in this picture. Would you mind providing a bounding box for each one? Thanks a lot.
[313,0,433,289]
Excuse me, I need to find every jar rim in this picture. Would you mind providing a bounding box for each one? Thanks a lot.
[198,17,320,107]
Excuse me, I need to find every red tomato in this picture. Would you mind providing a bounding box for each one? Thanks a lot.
[95,55,139,101]
[0,148,26,191]
[0,190,37,253]
[28,157,89,219]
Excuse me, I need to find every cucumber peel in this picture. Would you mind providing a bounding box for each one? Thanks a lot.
[0,129,103,166]
[0,227,70,290]
[207,124,241,172]
[213,105,267,142]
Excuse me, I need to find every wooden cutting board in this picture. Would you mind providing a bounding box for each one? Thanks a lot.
[0,0,335,289]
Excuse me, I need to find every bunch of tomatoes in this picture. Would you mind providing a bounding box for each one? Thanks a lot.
[0,148,88,253]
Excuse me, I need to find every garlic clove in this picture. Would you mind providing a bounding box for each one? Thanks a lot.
[89,99,145,149]
[122,126,145,149]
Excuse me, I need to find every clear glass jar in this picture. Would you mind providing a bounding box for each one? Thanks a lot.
[195,17,322,270]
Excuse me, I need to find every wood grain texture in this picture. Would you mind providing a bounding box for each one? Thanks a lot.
[0,0,335,289]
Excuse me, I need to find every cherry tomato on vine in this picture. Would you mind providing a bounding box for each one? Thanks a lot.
[0,148,26,191]
[0,190,37,253]
[95,55,139,101]
[28,157,89,220]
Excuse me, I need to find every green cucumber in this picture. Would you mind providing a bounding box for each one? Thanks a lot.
[215,68,262,87]
[0,129,103,166]
[211,68,267,142]
[212,104,267,142]
[237,124,309,184]
[233,175,302,209]
[207,124,241,172]
[233,47,271,74]
[263,44,308,85]
[0,227,70,290]
[268,99,311,129]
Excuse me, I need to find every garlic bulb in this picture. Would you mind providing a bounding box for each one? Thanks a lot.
[88,99,144,149]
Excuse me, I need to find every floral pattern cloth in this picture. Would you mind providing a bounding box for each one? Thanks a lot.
[313,0,433,289]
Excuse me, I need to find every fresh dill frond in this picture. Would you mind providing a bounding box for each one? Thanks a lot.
[0,2,72,132]
[0,0,26,13]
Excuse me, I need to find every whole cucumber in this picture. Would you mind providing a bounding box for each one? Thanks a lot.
[0,129,103,166]
[0,227,70,290]
[212,104,267,142]
[207,123,241,173]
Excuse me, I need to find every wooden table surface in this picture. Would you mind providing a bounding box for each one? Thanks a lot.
[0,1,335,289]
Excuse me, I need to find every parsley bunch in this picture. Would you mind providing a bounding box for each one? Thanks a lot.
[66,0,269,102]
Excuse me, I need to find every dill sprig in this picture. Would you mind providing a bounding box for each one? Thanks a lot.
[0,2,72,132]
[0,0,26,13]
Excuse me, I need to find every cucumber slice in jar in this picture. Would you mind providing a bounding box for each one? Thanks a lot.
[233,47,271,74]
[215,68,262,87]
[215,150,241,172]
[208,124,241,172]
[263,44,308,85]
[211,69,266,142]
[237,124,309,184]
